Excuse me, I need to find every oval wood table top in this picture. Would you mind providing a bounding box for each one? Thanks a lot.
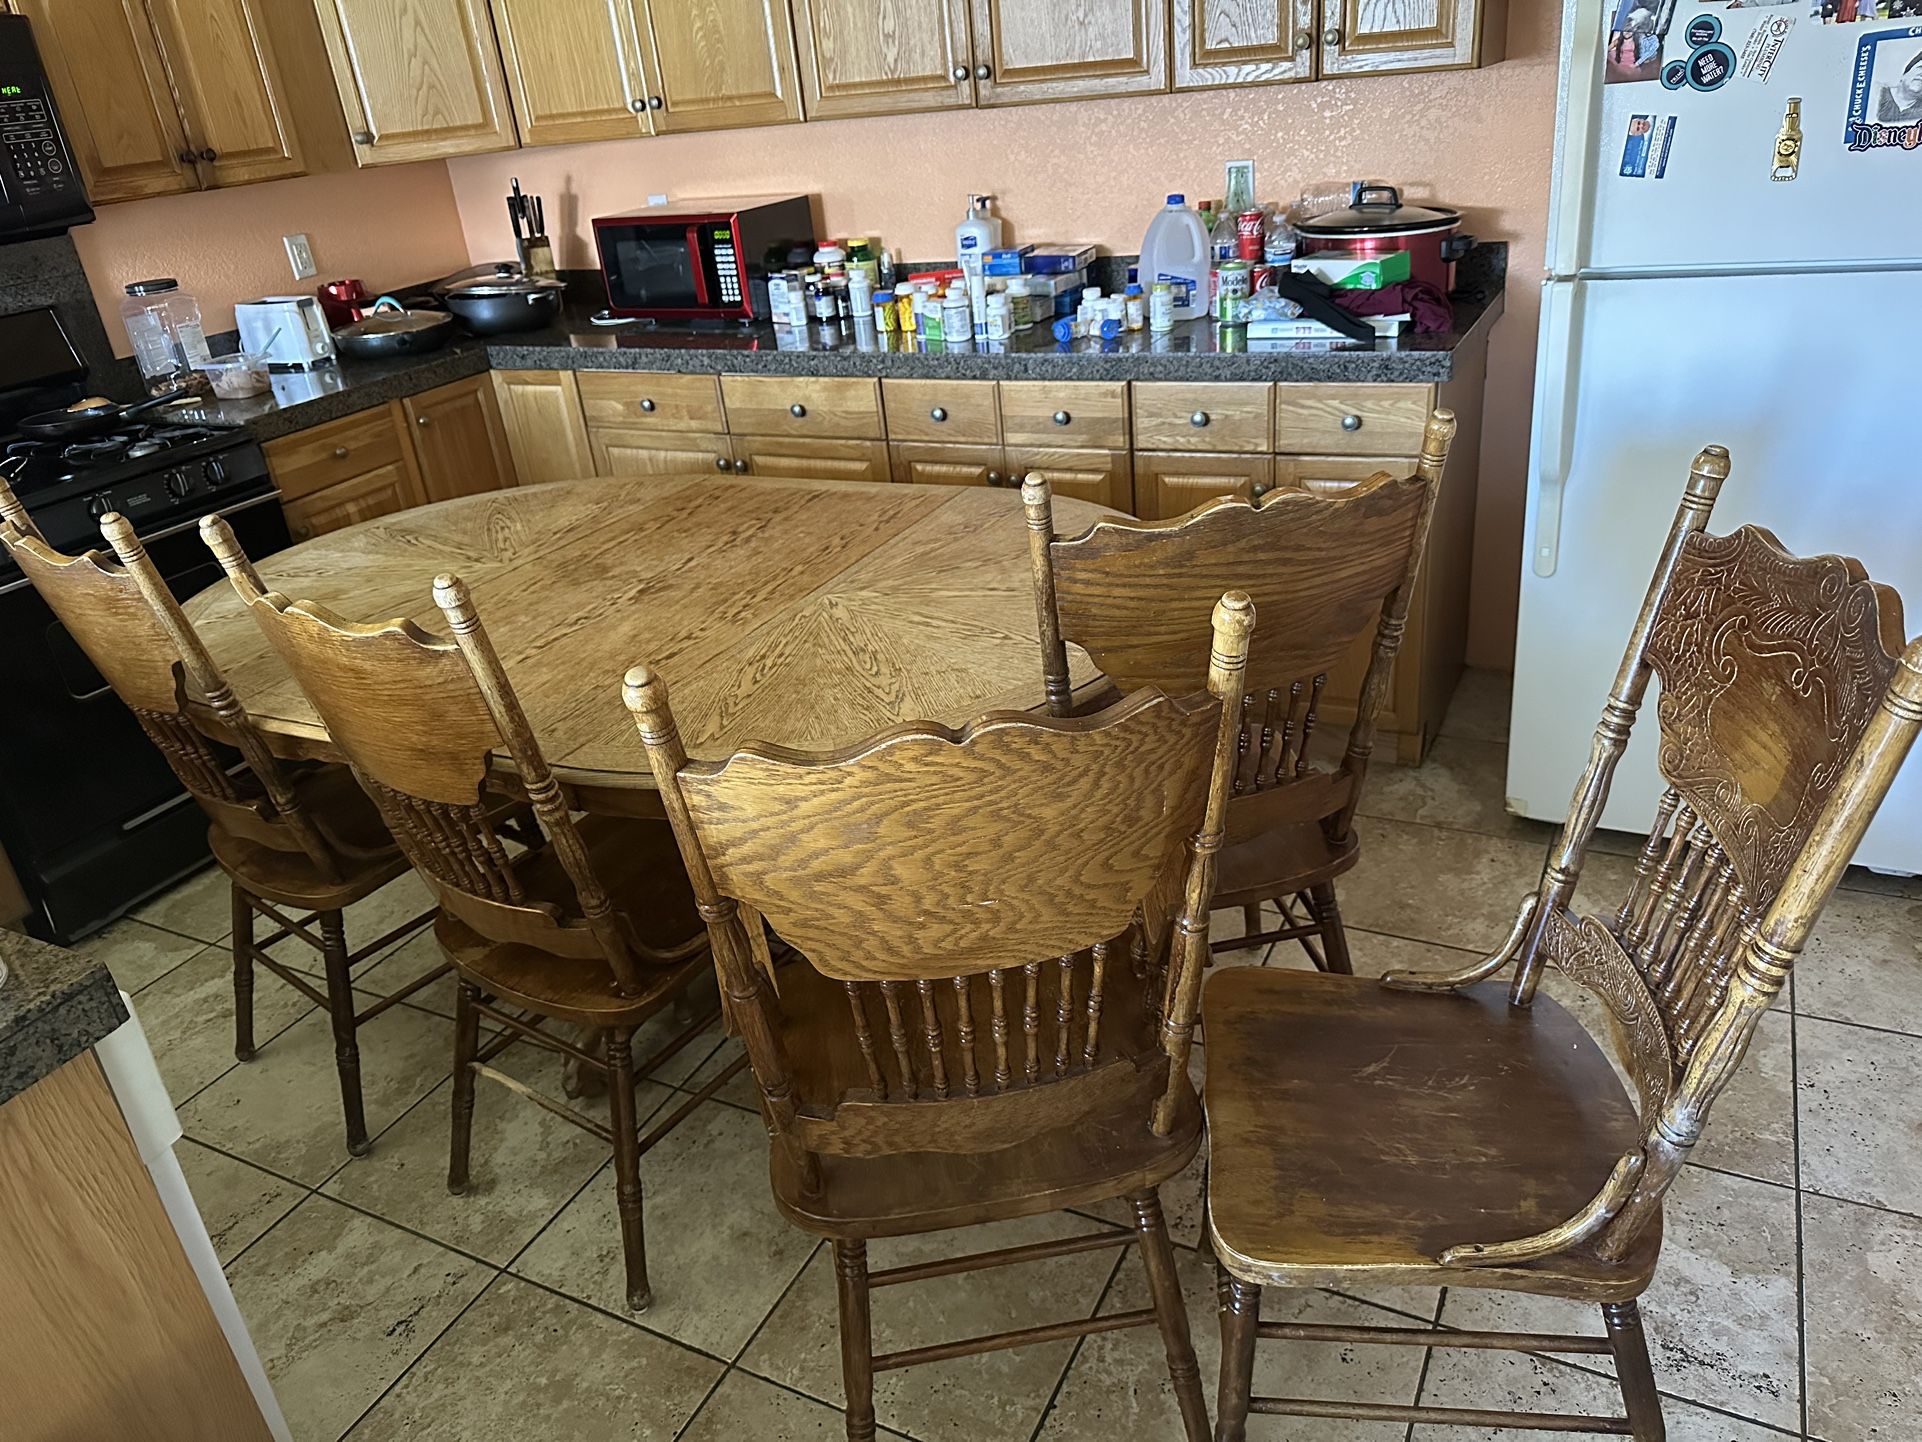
[184,475,1109,801]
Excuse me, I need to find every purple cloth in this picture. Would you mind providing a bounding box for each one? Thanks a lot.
[1333,280,1455,334]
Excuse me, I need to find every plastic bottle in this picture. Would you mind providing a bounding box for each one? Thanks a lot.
[955,195,1002,281]
[942,287,972,343]
[1149,281,1175,333]
[120,278,212,396]
[1209,209,1237,267]
[1138,195,1210,323]
[1124,283,1145,331]
[894,282,917,333]
[846,237,879,288]
[1006,277,1033,331]
[1263,208,1298,265]
[849,268,874,317]
[986,291,1013,342]
[812,242,847,279]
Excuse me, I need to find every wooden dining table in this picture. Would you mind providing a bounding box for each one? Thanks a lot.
[184,474,1109,810]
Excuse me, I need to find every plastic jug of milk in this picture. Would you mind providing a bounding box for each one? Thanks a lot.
[1138,194,1209,322]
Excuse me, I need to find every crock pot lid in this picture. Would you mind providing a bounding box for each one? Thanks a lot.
[1296,187,1460,236]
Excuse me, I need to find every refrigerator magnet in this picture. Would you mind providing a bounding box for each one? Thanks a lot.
[1687,41,1740,89]
[1739,14,1796,82]
[1685,14,1724,46]
[1606,0,1676,83]
[1620,114,1680,177]
[1844,26,1922,149]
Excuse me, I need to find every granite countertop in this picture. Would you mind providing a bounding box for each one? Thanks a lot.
[189,244,1506,444]
[0,931,127,1107]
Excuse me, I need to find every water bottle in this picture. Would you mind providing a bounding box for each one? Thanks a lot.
[1138,195,1210,323]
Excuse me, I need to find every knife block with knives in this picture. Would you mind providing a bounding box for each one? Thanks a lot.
[508,177,554,278]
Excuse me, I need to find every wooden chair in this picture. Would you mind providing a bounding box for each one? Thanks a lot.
[0,481,433,1155]
[624,591,1256,1442]
[1023,410,1454,971]
[201,516,718,1312]
[1205,446,1922,1440]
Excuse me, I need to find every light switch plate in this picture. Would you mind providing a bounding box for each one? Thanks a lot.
[648,194,668,207]
[283,233,316,280]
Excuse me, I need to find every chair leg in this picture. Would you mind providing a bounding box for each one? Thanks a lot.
[319,909,370,1156]
[1239,903,1263,952]
[230,882,256,1063]
[1130,1190,1211,1442]
[606,1024,651,1312]
[1214,1274,1260,1442]
[1603,1300,1667,1442]
[1310,881,1354,975]
[834,1238,877,1442]
[447,981,481,1197]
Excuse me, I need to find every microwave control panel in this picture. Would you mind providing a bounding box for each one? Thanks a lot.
[710,229,742,307]
[0,17,94,238]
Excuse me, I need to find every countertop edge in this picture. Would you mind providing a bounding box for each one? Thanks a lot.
[0,935,128,1108]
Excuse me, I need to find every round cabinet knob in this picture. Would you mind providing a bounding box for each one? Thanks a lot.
[199,147,216,162]
[975,64,991,80]
[930,407,948,423]
[1190,410,1210,428]
[648,96,664,110]
[1252,481,1272,499]
[987,471,1003,486]
[789,403,807,418]
[332,446,349,460]
[639,398,656,412]
[733,458,749,474]
[1294,32,1314,53]
[1052,410,1071,426]
[952,65,969,81]
[715,455,730,471]
[1340,413,1363,432]
[1323,25,1343,45]
[177,149,196,165]
[351,130,374,145]
[416,415,430,427]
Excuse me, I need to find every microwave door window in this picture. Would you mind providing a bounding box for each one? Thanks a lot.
[613,230,703,309]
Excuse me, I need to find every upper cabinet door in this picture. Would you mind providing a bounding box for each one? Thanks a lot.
[1320,0,1497,76]
[15,0,195,202]
[970,0,1167,105]
[145,0,306,187]
[1173,0,1315,89]
[791,0,973,120]
[311,0,518,164]
[493,0,653,147]
[635,0,803,133]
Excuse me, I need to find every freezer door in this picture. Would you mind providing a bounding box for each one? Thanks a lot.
[1560,0,1922,272]
[1509,271,1922,874]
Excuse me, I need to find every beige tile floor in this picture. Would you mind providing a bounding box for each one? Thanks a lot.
[86,669,1922,1442]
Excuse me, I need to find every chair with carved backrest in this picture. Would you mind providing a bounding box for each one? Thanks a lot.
[1205,446,1922,1441]
[623,591,1255,1442]
[201,514,717,1313]
[0,478,433,1155]
[1023,409,1454,970]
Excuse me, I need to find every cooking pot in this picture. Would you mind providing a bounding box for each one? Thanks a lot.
[332,297,457,359]
[1294,186,1472,295]
[436,263,566,336]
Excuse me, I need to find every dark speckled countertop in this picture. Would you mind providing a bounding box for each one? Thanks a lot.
[0,931,127,1107]
[187,244,1505,445]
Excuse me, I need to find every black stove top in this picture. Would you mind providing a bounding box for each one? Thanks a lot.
[4,417,238,493]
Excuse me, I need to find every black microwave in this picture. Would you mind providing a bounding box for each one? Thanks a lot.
[592,194,814,323]
[0,15,94,241]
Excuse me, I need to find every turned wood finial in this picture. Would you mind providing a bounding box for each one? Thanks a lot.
[199,513,266,594]
[621,664,677,746]
[98,511,144,565]
[1418,408,1457,482]
[1019,473,1053,530]
[1207,590,1255,699]
[432,573,478,634]
[1687,445,1732,503]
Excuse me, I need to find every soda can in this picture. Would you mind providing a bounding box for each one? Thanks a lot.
[1235,210,1264,261]
[1214,260,1252,324]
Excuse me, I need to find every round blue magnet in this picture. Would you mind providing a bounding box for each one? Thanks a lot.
[1684,14,1722,48]
[1686,41,1736,92]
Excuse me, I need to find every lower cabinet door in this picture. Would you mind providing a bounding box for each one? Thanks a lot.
[494,370,593,486]
[1134,451,1273,520]
[282,461,427,541]
[889,442,1007,487]
[403,376,514,502]
[1004,446,1134,514]
[731,435,892,482]
[591,429,735,478]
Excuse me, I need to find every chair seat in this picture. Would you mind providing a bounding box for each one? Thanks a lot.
[1203,968,1658,1301]
[1214,820,1358,906]
[436,814,706,1027]
[208,763,410,911]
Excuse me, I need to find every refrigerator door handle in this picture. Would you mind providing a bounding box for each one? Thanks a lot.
[1532,280,1582,579]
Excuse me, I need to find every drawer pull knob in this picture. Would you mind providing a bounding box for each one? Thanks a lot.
[715,455,730,471]
[1341,413,1363,432]
[350,130,374,145]
[199,147,217,162]
[416,415,430,427]
[639,398,656,412]
[629,98,647,114]
[975,64,992,80]
[987,471,1003,487]
[930,407,948,423]
[951,65,969,81]
[1323,24,1343,45]
[1294,33,1313,52]
[332,446,349,459]
[789,403,807,418]
[733,458,749,474]
[1190,410,1210,428]
[649,96,664,110]
[1052,410,1071,426]
[1252,481,1272,499]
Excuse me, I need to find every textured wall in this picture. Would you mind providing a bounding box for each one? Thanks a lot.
[69,163,472,358]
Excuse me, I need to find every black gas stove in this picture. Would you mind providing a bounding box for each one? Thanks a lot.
[0,306,291,942]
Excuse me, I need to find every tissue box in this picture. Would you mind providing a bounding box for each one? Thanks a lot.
[1289,251,1412,289]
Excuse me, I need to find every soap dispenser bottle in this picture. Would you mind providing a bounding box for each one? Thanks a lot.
[956,194,1002,281]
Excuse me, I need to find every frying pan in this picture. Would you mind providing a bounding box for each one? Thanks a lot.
[332,297,456,359]
[15,390,182,441]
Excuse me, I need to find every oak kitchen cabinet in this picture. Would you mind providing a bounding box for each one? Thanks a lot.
[17,0,349,202]
[493,370,595,486]
[1172,0,1504,88]
[402,375,515,503]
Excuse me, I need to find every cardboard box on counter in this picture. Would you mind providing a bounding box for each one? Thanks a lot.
[1022,245,1098,275]
[1288,251,1412,289]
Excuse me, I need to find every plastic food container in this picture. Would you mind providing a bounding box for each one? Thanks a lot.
[196,352,272,399]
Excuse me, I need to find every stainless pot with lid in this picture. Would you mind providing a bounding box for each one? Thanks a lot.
[435,262,567,335]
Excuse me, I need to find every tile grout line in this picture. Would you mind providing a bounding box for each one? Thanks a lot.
[1790,977,1812,1441]
[1025,1242,1133,1442]
[668,1366,732,1442]
[334,1263,507,1441]
[1402,1284,1446,1442]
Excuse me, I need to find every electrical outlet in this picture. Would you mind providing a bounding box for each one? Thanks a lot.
[283,233,316,280]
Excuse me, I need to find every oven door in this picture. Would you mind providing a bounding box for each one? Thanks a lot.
[596,219,721,317]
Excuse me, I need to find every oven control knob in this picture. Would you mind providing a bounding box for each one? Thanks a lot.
[85,492,112,519]
[202,457,227,484]
[165,470,192,499]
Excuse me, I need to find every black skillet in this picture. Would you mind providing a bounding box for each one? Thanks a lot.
[15,390,183,441]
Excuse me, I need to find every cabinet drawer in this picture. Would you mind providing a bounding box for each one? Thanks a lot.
[282,461,425,542]
[882,380,1001,444]
[890,442,1008,488]
[1135,452,1273,521]
[1132,383,1272,453]
[733,436,891,483]
[1006,446,1134,515]
[591,429,734,478]
[1274,384,1431,456]
[999,381,1129,449]
[265,407,405,502]
[577,372,725,433]
[721,375,884,439]
[1271,454,1415,495]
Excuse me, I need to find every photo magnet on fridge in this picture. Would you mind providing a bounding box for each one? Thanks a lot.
[1607,0,1677,81]
[1621,113,1680,175]
[1845,25,1922,147]
[1813,2,1922,23]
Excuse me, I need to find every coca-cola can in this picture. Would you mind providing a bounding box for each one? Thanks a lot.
[1235,210,1264,261]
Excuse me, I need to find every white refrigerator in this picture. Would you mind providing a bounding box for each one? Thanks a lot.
[1508,0,1922,872]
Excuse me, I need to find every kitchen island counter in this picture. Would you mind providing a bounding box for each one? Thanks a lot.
[0,928,127,1106]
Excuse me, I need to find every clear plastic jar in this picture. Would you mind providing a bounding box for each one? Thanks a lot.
[120,278,213,396]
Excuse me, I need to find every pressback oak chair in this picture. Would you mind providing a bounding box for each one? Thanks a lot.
[1023,410,1454,970]
[0,481,432,1154]
[1205,447,1922,1440]
[625,591,1256,1442]
[202,517,716,1312]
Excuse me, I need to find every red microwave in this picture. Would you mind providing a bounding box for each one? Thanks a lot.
[591,194,816,322]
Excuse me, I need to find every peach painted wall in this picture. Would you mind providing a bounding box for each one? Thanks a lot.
[70,163,471,360]
[445,7,1562,667]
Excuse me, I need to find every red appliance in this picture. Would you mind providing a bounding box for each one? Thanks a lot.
[592,195,815,322]
[316,278,372,329]
[1294,187,1472,294]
